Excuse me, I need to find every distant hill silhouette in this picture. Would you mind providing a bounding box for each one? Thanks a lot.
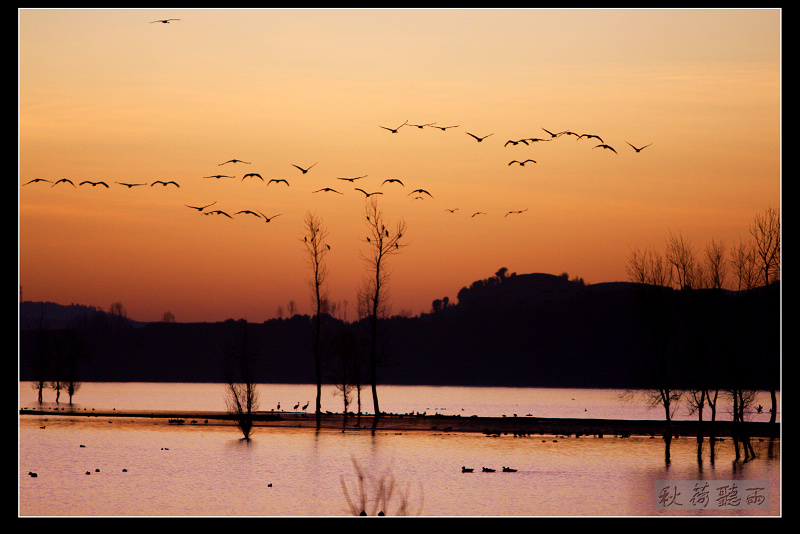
[18,271,780,390]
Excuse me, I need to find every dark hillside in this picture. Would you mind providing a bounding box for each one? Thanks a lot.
[18,273,780,390]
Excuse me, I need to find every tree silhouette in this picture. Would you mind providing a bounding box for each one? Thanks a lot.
[358,197,407,422]
[223,320,260,440]
[302,211,329,427]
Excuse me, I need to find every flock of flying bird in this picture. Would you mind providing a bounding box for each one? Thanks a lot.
[22,121,651,223]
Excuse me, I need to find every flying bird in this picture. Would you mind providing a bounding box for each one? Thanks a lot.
[337,175,367,182]
[256,210,282,222]
[558,130,580,138]
[242,173,264,181]
[22,178,52,185]
[205,210,233,218]
[116,182,147,188]
[409,189,433,198]
[234,210,262,218]
[593,144,617,154]
[185,201,217,212]
[313,187,343,194]
[355,188,383,197]
[578,133,604,143]
[431,125,459,131]
[471,212,486,217]
[203,174,234,179]
[466,132,493,142]
[504,139,529,147]
[508,159,536,166]
[408,122,435,129]
[292,163,317,174]
[626,141,653,152]
[505,208,529,217]
[444,208,459,213]
[382,179,404,186]
[379,120,408,133]
[542,128,560,138]
[79,181,109,187]
[51,179,76,187]
[218,159,250,165]
[151,19,179,23]
[151,180,180,187]
[267,179,290,186]
[525,137,551,143]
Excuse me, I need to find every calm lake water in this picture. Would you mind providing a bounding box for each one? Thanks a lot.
[19,382,781,517]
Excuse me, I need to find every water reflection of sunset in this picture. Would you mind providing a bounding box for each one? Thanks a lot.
[19,8,781,323]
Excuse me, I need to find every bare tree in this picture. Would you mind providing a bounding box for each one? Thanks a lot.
[224,320,260,440]
[108,301,128,328]
[750,206,780,287]
[358,197,407,420]
[302,211,330,426]
[665,231,699,290]
[729,238,758,292]
[703,238,728,290]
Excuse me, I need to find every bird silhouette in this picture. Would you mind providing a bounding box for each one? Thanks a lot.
[482,467,496,472]
[22,178,51,185]
[203,174,234,179]
[409,189,433,198]
[116,182,147,188]
[505,208,529,217]
[382,179,404,186]
[408,122,435,128]
[504,139,529,147]
[267,179,290,186]
[51,179,76,187]
[292,163,317,174]
[508,159,536,166]
[337,175,367,182]
[379,120,408,133]
[151,180,180,187]
[541,128,560,138]
[525,137,551,143]
[185,201,217,212]
[218,159,250,165]
[256,210,282,222]
[626,141,653,152]
[471,212,486,217]
[355,188,382,197]
[293,402,300,410]
[242,173,264,181]
[444,208,459,213]
[578,133,604,143]
[205,210,233,218]
[79,181,109,188]
[558,130,580,138]
[151,19,179,23]
[466,132,493,142]
[313,187,343,194]
[502,467,518,472]
[593,144,617,154]
[431,124,459,131]
[302,401,309,411]
[234,210,262,218]
[462,466,474,473]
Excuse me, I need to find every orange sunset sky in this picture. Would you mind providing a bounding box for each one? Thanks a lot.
[18,8,781,324]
